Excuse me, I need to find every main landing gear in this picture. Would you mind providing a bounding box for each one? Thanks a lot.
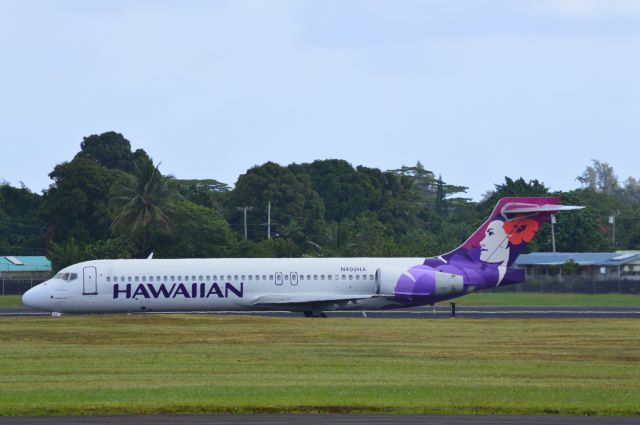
[303,311,327,318]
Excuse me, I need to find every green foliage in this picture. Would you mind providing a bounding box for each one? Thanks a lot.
[48,238,135,271]
[561,258,579,275]
[76,131,138,172]
[110,158,181,257]
[228,162,325,242]
[176,178,230,208]
[6,131,640,261]
[41,157,127,245]
[149,200,235,258]
[0,184,44,254]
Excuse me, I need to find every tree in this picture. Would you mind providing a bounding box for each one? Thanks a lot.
[577,160,620,194]
[41,157,126,245]
[76,131,137,172]
[0,184,44,255]
[228,162,325,245]
[289,159,369,222]
[149,200,236,258]
[176,178,231,209]
[110,158,181,257]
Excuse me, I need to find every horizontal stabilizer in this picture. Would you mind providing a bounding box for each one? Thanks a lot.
[502,203,584,215]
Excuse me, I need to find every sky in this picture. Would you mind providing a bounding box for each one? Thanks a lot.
[1,0,639,201]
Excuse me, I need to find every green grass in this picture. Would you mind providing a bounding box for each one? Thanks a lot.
[0,295,21,307]
[448,292,640,307]
[0,315,639,416]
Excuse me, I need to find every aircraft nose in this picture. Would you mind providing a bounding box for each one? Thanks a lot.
[22,286,48,310]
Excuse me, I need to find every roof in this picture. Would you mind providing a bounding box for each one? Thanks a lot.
[0,256,51,272]
[515,252,640,267]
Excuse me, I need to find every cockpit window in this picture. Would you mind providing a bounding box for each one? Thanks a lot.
[54,272,78,281]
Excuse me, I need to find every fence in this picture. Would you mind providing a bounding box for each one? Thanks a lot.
[0,279,46,295]
[492,275,640,294]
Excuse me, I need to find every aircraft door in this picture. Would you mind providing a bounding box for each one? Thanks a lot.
[83,266,98,295]
[290,272,298,286]
[275,272,283,286]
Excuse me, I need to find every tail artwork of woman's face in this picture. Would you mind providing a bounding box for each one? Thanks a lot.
[479,219,510,265]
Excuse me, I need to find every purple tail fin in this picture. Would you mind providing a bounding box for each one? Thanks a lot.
[443,197,582,267]
[396,197,583,298]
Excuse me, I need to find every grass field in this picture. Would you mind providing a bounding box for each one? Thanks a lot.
[1,315,638,416]
[0,295,21,307]
[3,292,640,308]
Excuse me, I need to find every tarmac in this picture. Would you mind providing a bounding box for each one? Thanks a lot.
[1,305,640,318]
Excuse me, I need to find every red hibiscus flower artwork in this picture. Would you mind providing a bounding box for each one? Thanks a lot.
[502,216,540,245]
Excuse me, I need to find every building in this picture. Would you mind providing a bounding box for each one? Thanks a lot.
[514,252,640,293]
[0,256,52,295]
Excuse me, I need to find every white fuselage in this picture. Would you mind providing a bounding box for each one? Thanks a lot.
[22,257,427,313]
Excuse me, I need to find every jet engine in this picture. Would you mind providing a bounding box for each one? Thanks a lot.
[376,266,464,297]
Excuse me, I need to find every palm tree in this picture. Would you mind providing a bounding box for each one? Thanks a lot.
[111,158,180,257]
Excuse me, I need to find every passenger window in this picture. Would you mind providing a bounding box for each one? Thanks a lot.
[106,276,111,282]
[307,275,311,280]
[349,275,353,280]
[342,274,346,280]
[262,275,267,280]
[313,274,318,280]
[227,275,232,281]
[149,276,154,282]
[269,275,274,280]
[135,276,139,282]
[355,275,360,280]
[206,275,210,281]
[163,276,168,282]
[300,275,304,281]
[128,277,132,282]
[199,275,203,281]
[248,275,253,281]
[321,275,325,280]
[370,274,374,280]
[234,275,238,281]
[284,274,289,280]
[363,274,367,280]
[170,276,175,282]
[328,275,332,280]
[335,275,339,280]
[241,275,246,280]
[113,277,118,282]
[255,275,260,281]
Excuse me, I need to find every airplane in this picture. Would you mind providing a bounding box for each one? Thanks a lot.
[22,197,582,316]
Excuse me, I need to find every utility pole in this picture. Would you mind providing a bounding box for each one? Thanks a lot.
[237,206,253,240]
[609,214,616,250]
[550,214,556,253]
[267,201,271,240]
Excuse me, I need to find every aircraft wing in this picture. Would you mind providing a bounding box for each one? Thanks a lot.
[251,293,373,307]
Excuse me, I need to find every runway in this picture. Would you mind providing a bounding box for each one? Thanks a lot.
[1,305,639,318]
[0,414,638,425]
